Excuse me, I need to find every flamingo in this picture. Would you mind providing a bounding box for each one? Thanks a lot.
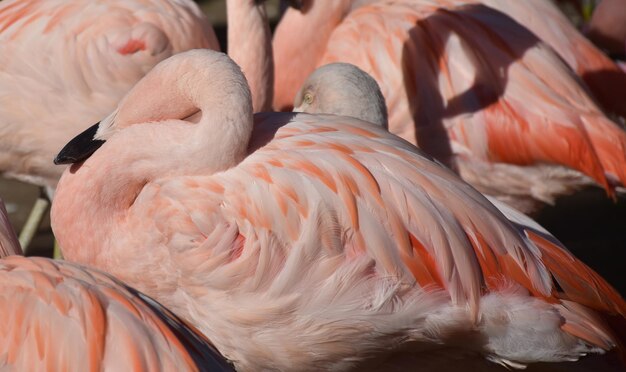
[0,197,234,371]
[0,0,280,250]
[0,0,217,191]
[293,62,388,129]
[273,0,626,214]
[51,49,626,371]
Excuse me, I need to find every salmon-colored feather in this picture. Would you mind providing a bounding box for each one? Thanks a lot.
[479,0,626,118]
[0,256,234,371]
[274,0,626,213]
[0,197,233,371]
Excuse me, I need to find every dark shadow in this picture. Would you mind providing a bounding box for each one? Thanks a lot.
[401,4,545,168]
[536,188,626,296]
[581,69,626,120]
[126,285,237,371]
[247,112,298,153]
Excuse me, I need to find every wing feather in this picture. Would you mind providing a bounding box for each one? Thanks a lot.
[0,256,233,371]
[175,112,625,331]
[318,0,626,198]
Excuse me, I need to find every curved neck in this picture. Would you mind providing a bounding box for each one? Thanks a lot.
[272,0,353,111]
[52,51,253,266]
[227,0,273,112]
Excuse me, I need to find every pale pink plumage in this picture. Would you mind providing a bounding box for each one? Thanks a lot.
[0,197,233,371]
[273,0,626,213]
[0,256,235,371]
[0,0,218,189]
[51,50,626,371]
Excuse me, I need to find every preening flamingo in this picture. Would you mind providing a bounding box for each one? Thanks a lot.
[0,198,234,371]
[51,50,625,371]
[273,0,626,214]
[0,0,279,249]
[0,0,215,250]
[293,62,388,129]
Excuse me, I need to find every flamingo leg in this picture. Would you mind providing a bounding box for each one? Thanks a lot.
[18,188,50,255]
[53,239,63,260]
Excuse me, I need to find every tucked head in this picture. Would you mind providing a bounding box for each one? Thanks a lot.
[293,63,388,129]
[54,49,253,174]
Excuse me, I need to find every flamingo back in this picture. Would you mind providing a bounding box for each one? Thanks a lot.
[0,0,218,187]
[318,1,626,206]
[82,113,626,366]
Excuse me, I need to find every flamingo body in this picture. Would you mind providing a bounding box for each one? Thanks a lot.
[0,197,233,371]
[0,0,218,189]
[481,0,626,118]
[0,255,234,371]
[274,0,626,213]
[51,50,626,371]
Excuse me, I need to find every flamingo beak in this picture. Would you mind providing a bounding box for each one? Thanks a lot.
[54,122,106,165]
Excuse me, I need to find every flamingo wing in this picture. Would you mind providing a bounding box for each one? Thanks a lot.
[0,255,233,371]
[480,0,626,118]
[318,1,626,197]
[152,113,624,352]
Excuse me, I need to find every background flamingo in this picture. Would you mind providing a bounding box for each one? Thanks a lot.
[273,0,626,214]
[0,0,216,250]
[0,198,234,371]
[293,62,388,129]
[478,0,626,119]
[0,0,217,191]
[51,50,625,371]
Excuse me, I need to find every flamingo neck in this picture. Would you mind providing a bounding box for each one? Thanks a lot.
[52,51,254,268]
[272,0,353,111]
[51,155,146,266]
[227,0,273,111]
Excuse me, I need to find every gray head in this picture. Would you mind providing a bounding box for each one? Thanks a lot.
[293,63,388,129]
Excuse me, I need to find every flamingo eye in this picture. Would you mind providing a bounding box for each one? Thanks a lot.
[303,92,314,105]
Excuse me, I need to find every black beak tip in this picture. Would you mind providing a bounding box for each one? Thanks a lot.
[54,122,105,166]
[53,154,75,165]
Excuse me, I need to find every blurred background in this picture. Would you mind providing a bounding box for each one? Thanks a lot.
[1,0,624,294]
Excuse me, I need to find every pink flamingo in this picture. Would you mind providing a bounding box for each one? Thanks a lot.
[0,0,217,191]
[0,197,234,371]
[51,50,625,371]
[273,0,626,214]
[0,0,279,250]
[293,62,389,129]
